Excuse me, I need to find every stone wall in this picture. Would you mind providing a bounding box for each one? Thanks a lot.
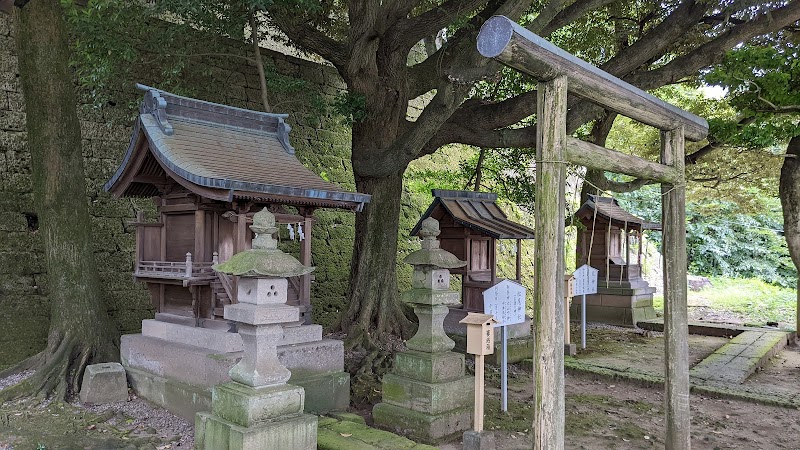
[0,16,357,369]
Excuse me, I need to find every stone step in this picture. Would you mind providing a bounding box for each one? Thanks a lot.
[689,330,793,384]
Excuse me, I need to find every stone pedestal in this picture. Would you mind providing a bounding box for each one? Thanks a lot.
[79,363,128,404]
[570,282,657,326]
[373,218,473,444]
[463,430,496,450]
[195,383,316,450]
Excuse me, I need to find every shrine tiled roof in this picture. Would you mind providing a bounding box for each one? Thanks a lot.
[105,85,370,211]
[411,190,535,239]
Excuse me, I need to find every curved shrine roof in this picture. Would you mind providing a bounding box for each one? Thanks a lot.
[104,86,370,211]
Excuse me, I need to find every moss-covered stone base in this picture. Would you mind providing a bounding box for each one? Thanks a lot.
[195,411,317,450]
[317,416,437,450]
[372,402,472,445]
[292,371,350,413]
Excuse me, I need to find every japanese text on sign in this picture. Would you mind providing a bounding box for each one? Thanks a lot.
[572,264,599,296]
[483,279,526,327]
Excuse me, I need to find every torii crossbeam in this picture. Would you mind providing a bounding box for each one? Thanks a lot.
[477,15,709,449]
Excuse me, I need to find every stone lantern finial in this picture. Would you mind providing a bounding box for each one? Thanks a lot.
[213,208,313,278]
[419,217,441,250]
[250,208,278,250]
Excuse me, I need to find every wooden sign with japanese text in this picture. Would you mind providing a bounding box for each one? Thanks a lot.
[573,264,599,296]
[483,279,526,327]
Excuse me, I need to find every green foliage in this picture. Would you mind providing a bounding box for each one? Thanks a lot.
[685,200,795,287]
[332,92,367,126]
[616,186,796,287]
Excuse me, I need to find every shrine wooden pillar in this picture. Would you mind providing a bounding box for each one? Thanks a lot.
[661,127,690,449]
[300,208,314,324]
[533,74,567,449]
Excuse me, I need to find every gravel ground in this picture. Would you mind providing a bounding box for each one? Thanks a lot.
[0,370,193,448]
[80,394,194,448]
[0,371,32,392]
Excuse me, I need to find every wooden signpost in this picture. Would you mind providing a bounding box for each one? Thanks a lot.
[483,279,526,412]
[459,313,499,434]
[563,274,575,355]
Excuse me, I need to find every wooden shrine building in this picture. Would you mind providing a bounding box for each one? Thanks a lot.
[573,196,661,327]
[411,190,535,312]
[575,195,661,287]
[105,86,370,326]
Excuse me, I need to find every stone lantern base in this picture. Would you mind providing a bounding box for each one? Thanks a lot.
[372,350,473,444]
[195,382,317,450]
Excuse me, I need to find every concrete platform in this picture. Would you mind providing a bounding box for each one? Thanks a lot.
[121,333,349,419]
[689,330,794,384]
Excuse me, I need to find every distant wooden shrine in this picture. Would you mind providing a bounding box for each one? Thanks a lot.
[411,190,535,312]
[105,86,370,325]
[574,195,661,325]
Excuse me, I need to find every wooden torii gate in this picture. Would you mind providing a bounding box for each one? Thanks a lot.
[477,16,709,449]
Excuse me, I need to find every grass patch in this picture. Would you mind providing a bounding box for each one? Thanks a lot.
[565,393,655,439]
[652,277,796,328]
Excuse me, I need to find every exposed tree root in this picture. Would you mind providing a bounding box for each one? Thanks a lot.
[0,332,117,404]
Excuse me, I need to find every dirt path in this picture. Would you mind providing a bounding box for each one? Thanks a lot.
[476,373,800,450]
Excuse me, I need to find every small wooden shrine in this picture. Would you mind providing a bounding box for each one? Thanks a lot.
[105,86,370,326]
[411,190,535,312]
[573,195,660,325]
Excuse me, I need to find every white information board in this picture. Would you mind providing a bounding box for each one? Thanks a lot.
[573,264,599,296]
[483,279,526,327]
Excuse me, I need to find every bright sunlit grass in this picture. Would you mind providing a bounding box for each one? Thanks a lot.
[652,277,797,329]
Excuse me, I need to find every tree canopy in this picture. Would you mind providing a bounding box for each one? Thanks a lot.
[69,0,800,348]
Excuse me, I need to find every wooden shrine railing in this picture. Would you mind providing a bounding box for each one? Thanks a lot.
[136,252,215,279]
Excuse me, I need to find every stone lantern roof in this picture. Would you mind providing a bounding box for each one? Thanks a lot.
[213,208,314,278]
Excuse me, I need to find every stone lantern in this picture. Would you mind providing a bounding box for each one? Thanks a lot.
[373,217,474,443]
[195,208,317,449]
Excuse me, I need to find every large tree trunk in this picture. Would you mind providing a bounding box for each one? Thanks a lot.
[341,171,409,348]
[779,136,800,330]
[0,0,118,401]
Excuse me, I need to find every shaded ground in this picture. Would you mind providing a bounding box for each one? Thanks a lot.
[473,373,800,449]
[1,325,798,449]
[0,391,190,450]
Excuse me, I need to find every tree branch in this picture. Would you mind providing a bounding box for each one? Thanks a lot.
[387,0,490,53]
[526,0,571,34]
[264,12,347,68]
[600,0,709,81]
[590,172,656,193]
[541,0,617,36]
[406,0,530,97]
[685,116,756,164]
[625,1,800,90]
